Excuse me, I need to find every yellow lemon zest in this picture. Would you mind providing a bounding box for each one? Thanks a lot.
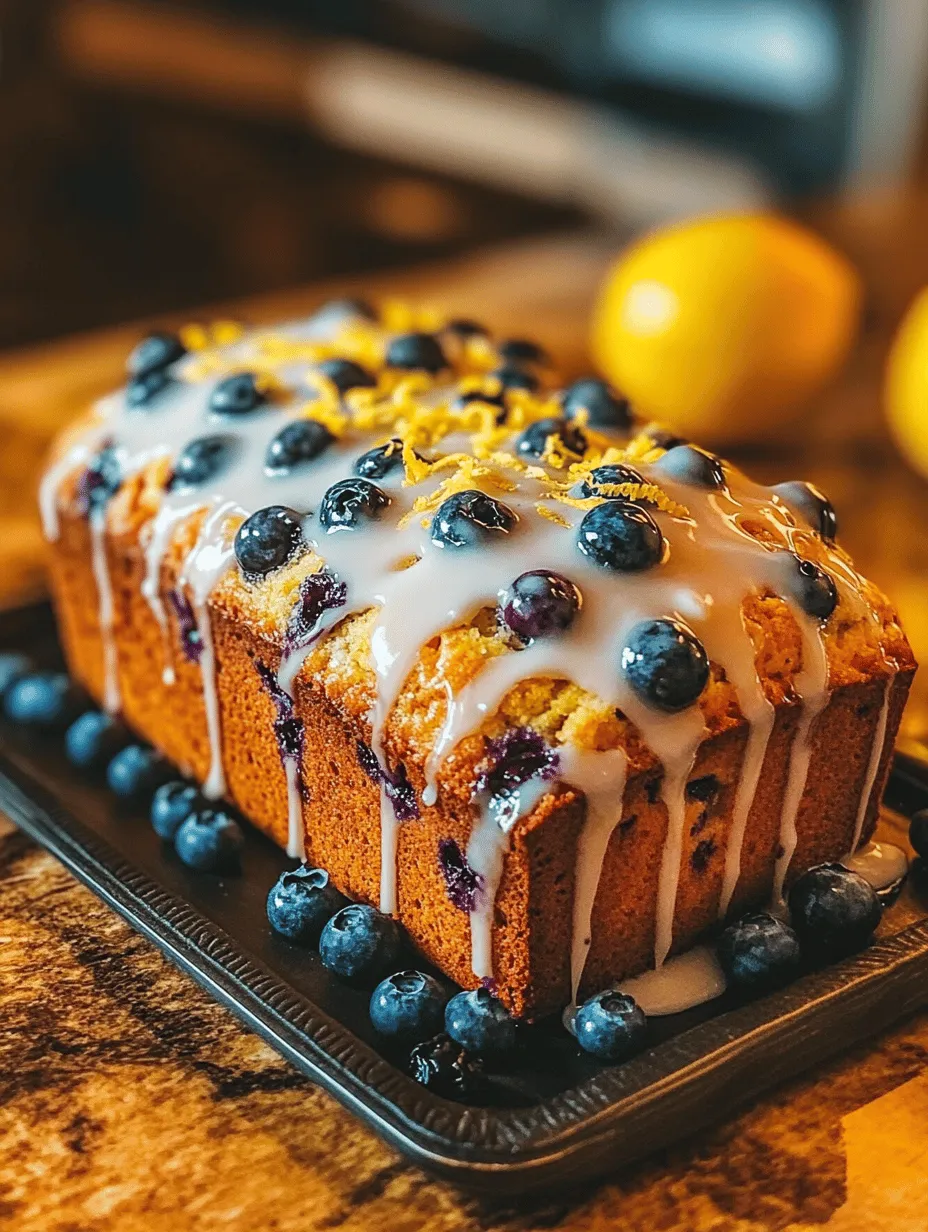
[535,503,573,528]
[180,323,210,352]
[303,400,349,438]
[212,319,245,346]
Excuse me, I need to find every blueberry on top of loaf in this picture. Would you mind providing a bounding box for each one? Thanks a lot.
[40,302,914,996]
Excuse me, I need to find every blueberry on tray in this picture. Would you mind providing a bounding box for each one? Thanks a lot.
[716,912,802,993]
[174,809,245,873]
[370,970,449,1042]
[150,780,204,840]
[266,865,345,944]
[788,863,882,961]
[444,987,517,1058]
[106,744,169,799]
[319,904,401,982]
[574,991,647,1063]
[4,672,78,728]
[65,710,127,771]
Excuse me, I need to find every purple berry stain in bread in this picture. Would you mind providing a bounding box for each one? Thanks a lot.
[356,741,420,821]
[690,837,717,874]
[282,571,348,659]
[437,838,482,913]
[256,663,305,764]
[167,590,203,664]
[474,728,560,798]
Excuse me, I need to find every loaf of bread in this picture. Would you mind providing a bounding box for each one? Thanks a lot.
[40,303,915,1018]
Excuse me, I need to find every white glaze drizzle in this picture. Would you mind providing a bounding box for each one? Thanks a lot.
[651,713,705,968]
[562,943,727,1029]
[843,840,908,890]
[378,784,398,914]
[40,437,101,541]
[177,499,238,799]
[618,945,727,1016]
[848,672,895,856]
[716,614,775,920]
[141,495,201,685]
[467,775,552,980]
[38,312,890,1009]
[771,613,830,904]
[88,508,121,715]
[563,746,628,1004]
[283,757,307,861]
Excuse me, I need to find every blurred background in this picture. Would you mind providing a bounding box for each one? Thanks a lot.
[1,0,928,742]
[2,0,927,346]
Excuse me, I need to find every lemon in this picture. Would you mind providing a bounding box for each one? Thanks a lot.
[590,214,861,445]
[886,287,928,478]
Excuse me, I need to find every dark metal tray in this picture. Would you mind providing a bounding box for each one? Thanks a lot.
[1,602,927,1196]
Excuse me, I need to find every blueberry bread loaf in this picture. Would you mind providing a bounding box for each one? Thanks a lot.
[41,301,915,1017]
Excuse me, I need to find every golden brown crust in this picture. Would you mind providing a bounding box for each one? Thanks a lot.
[46,480,915,1017]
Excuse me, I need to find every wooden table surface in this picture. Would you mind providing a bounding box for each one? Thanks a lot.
[1,199,928,1230]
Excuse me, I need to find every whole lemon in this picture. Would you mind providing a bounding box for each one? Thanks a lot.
[886,287,928,478]
[590,214,861,445]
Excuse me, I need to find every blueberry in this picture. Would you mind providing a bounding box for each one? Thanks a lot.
[354,438,405,480]
[127,331,186,378]
[444,318,487,339]
[452,389,507,416]
[500,570,581,642]
[312,297,377,324]
[498,338,547,365]
[788,863,882,961]
[317,357,376,394]
[430,490,517,550]
[573,463,644,500]
[444,987,517,1056]
[3,672,76,728]
[369,970,449,1041]
[716,912,802,993]
[653,444,725,489]
[265,420,334,471]
[575,990,647,1063]
[150,780,203,840]
[517,417,586,460]
[266,865,345,944]
[209,372,267,416]
[106,744,168,798]
[127,368,174,409]
[80,447,123,512]
[234,506,305,576]
[409,1033,485,1100]
[787,556,838,620]
[175,809,244,873]
[385,332,447,374]
[577,502,664,571]
[910,809,928,860]
[170,435,236,490]
[318,478,391,532]
[492,365,539,393]
[0,652,31,698]
[773,480,837,541]
[647,427,687,451]
[318,904,402,982]
[562,378,633,431]
[621,619,709,712]
[65,710,126,770]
